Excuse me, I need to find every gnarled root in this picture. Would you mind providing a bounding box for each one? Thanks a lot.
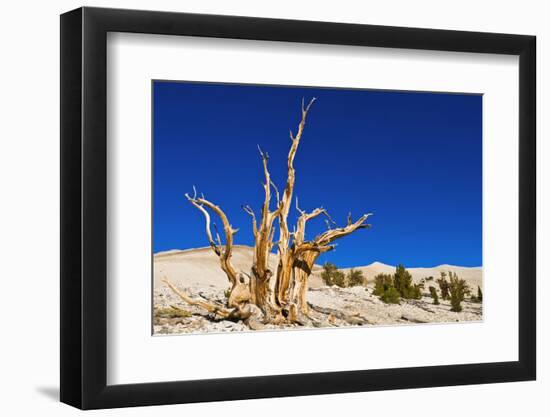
[163,277,234,319]
[163,277,270,329]
[240,304,266,330]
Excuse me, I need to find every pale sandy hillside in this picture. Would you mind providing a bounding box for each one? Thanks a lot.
[154,245,481,291]
[333,263,482,290]
[154,245,324,290]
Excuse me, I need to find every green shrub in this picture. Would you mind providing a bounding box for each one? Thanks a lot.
[437,272,450,300]
[347,268,365,287]
[373,273,393,296]
[380,286,401,304]
[321,262,346,287]
[374,266,422,303]
[448,271,470,312]
[470,285,483,303]
[393,265,423,299]
[412,283,424,299]
[429,286,440,305]
[393,264,413,297]
[332,270,346,287]
[373,273,400,303]
[450,297,462,312]
[321,262,336,285]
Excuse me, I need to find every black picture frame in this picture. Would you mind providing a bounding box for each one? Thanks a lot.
[60,6,536,410]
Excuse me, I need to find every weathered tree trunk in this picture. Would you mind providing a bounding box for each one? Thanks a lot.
[291,250,318,316]
[248,146,282,319]
[273,99,315,311]
[164,99,372,328]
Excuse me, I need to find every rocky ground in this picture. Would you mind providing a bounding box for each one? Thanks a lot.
[153,284,482,335]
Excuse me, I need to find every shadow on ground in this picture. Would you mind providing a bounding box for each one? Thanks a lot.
[36,386,59,401]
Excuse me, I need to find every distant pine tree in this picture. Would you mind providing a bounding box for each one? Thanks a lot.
[373,273,400,304]
[380,286,400,304]
[449,271,470,312]
[321,262,347,287]
[393,264,412,296]
[471,285,483,303]
[429,286,440,305]
[332,270,346,287]
[373,273,393,296]
[321,262,338,286]
[347,268,365,287]
[393,264,421,299]
[437,272,450,300]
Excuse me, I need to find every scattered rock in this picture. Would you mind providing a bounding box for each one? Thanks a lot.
[154,284,482,334]
[401,313,427,323]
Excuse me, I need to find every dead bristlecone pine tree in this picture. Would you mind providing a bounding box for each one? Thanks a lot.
[163,99,372,329]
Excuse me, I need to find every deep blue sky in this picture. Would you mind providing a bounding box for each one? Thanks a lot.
[153,81,482,267]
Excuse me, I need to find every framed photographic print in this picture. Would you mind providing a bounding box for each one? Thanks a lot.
[60,6,536,409]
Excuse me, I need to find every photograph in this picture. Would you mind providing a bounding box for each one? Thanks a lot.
[152,81,483,335]
[0,0,542,414]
